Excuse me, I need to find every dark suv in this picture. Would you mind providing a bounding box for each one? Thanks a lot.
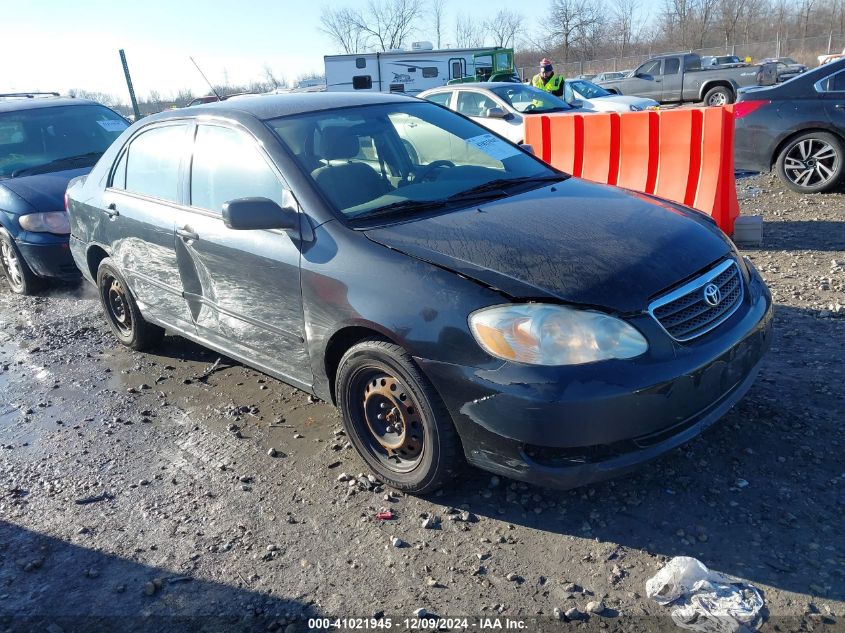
[0,93,128,294]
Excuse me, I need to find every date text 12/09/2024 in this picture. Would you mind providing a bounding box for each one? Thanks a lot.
[307,617,528,630]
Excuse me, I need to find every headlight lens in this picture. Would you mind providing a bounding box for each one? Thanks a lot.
[629,104,643,111]
[18,212,70,234]
[469,304,648,366]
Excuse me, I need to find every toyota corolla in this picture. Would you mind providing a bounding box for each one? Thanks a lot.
[66,93,773,493]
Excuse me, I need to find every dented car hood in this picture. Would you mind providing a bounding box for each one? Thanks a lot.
[364,178,733,313]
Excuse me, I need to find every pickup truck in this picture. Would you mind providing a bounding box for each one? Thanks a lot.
[595,53,763,106]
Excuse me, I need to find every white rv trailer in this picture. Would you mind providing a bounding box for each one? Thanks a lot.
[324,42,513,96]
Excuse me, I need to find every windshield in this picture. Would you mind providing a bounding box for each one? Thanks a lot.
[489,84,571,113]
[267,101,558,221]
[568,80,613,99]
[0,104,128,178]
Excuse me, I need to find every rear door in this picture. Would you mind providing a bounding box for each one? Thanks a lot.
[660,57,683,101]
[172,122,310,385]
[819,68,845,129]
[103,122,196,332]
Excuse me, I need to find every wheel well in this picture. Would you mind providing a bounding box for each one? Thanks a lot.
[701,81,733,98]
[86,245,109,280]
[770,127,845,170]
[323,326,395,404]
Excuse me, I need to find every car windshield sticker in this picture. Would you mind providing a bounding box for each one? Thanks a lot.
[97,120,129,132]
[465,134,521,161]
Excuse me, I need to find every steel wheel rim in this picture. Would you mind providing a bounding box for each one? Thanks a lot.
[784,139,838,188]
[0,241,24,290]
[349,368,426,473]
[104,275,132,334]
[708,92,727,106]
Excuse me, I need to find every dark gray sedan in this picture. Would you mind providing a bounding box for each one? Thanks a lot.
[67,93,773,493]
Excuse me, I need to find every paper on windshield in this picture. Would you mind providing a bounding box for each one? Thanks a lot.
[97,120,128,132]
[464,134,522,162]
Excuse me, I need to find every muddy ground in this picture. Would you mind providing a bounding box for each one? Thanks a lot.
[0,173,843,633]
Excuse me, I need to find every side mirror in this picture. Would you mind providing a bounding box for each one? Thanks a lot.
[485,106,511,119]
[222,197,298,231]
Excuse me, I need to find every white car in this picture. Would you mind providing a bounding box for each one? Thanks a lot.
[417,82,578,145]
[564,79,659,112]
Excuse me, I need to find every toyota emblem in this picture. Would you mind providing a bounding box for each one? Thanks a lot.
[703,283,722,307]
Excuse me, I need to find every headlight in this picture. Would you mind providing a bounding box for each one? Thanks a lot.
[629,104,643,111]
[469,304,648,366]
[18,212,70,234]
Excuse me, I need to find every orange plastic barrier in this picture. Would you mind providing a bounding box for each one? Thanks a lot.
[524,106,740,235]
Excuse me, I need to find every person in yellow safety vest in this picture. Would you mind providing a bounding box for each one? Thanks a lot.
[531,59,565,97]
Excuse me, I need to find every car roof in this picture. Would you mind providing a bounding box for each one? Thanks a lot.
[420,82,530,94]
[154,92,416,122]
[0,96,101,113]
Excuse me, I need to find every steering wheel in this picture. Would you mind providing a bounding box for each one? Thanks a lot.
[523,103,538,113]
[413,160,455,183]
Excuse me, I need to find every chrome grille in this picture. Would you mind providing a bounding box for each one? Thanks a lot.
[649,259,743,342]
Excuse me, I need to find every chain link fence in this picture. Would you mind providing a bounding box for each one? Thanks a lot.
[517,34,845,80]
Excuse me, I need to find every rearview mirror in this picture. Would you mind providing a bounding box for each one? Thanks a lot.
[222,197,298,231]
[485,107,511,119]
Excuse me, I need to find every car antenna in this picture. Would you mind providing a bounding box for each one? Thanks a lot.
[190,56,224,101]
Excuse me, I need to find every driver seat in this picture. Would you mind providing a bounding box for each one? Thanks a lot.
[311,127,392,210]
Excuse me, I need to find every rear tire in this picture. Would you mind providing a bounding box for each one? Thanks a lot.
[0,231,41,295]
[96,258,164,350]
[335,338,463,494]
[703,85,734,106]
[775,131,844,193]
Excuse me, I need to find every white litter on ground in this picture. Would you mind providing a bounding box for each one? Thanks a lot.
[646,556,765,633]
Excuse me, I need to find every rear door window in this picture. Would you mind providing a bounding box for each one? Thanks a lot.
[425,92,452,107]
[124,124,188,202]
[663,58,680,75]
[190,125,282,213]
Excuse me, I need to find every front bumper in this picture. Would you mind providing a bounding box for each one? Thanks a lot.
[15,232,80,281]
[418,264,773,489]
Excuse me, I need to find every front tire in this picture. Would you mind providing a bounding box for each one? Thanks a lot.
[335,338,462,494]
[775,131,844,193]
[703,85,734,106]
[0,232,40,295]
[96,258,164,350]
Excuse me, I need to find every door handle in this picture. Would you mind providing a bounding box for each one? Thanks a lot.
[104,203,119,218]
[177,227,199,241]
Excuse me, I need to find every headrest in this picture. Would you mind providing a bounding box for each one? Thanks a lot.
[320,126,360,160]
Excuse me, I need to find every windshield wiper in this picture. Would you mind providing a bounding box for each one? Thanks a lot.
[447,174,567,201]
[11,152,103,177]
[348,199,451,222]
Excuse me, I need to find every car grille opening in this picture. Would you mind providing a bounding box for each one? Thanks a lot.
[649,259,743,342]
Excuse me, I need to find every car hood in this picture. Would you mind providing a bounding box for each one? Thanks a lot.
[588,94,658,110]
[0,167,91,214]
[364,178,733,313]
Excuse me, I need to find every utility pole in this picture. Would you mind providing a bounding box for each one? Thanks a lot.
[119,49,141,120]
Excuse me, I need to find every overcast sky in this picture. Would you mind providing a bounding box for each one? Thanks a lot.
[3,0,581,101]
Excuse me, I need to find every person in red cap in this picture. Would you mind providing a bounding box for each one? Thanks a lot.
[532,58,564,96]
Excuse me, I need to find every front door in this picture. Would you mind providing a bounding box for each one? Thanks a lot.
[627,59,663,99]
[174,123,310,386]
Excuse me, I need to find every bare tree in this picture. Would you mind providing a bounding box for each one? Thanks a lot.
[610,0,639,57]
[549,0,602,61]
[262,65,287,90]
[351,0,424,51]
[320,6,369,53]
[455,12,488,47]
[486,9,523,48]
[431,0,447,48]
[719,0,748,48]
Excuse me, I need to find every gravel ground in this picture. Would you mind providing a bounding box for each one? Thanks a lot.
[0,174,843,633]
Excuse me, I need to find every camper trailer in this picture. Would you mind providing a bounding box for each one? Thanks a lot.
[324,43,517,95]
